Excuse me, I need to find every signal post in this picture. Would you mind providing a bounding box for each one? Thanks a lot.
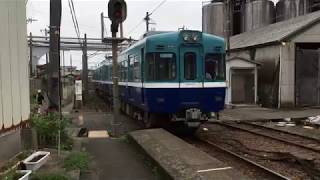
[108,0,127,136]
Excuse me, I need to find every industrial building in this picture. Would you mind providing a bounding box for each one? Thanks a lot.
[203,0,320,37]
[228,11,320,108]
[203,0,320,108]
[0,0,30,165]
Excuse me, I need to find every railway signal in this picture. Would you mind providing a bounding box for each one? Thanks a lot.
[107,0,127,136]
[108,0,127,33]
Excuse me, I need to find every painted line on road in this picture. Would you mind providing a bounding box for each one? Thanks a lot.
[197,166,232,173]
[88,130,109,138]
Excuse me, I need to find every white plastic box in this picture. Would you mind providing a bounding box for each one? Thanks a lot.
[23,151,50,171]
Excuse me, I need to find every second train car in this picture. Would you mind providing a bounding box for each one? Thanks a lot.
[93,30,226,131]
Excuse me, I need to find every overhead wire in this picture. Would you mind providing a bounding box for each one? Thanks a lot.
[127,0,167,37]
[127,20,144,36]
[70,0,81,37]
[149,0,167,16]
[68,0,82,45]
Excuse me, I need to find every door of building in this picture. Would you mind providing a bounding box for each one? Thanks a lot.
[296,49,320,106]
[231,69,255,104]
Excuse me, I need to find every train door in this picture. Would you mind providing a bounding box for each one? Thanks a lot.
[179,46,202,85]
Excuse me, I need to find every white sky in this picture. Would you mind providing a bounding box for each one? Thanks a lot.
[27,0,279,69]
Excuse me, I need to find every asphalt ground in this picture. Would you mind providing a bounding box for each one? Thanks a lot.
[73,111,157,180]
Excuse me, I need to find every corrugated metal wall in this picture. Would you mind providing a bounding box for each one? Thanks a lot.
[0,0,30,131]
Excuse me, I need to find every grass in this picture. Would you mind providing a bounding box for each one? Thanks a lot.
[31,173,69,180]
[63,151,89,172]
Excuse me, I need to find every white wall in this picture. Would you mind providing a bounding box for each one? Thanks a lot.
[0,0,30,131]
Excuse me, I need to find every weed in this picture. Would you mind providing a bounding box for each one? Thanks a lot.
[31,172,69,180]
[0,170,24,180]
[63,151,89,172]
[30,113,71,148]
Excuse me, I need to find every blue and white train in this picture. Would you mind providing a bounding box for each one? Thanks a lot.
[93,30,226,130]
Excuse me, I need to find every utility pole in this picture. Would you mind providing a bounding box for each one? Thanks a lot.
[144,12,150,32]
[49,0,62,156]
[41,28,50,91]
[82,34,88,104]
[101,12,105,39]
[226,0,231,56]
[70,55,73,75]
[29,32,33,77]
[48,0,62,110]
[120,22,124,38]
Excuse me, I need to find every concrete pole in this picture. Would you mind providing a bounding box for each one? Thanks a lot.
[29,32,33,77]
[120,22,124,38]
[48,0,61,110]
[112,31,120,136]
[45,29,49,92]
[226,0,231,56]
[101,12,105,40]
[82,34,88,104]
[145,12,150,32]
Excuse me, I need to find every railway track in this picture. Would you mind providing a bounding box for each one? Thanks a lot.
[214,121,320,154]
[203,139,291,180]
[186,137,291,180]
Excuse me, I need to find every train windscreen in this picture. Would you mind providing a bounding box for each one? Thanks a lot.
[205,53,225,81]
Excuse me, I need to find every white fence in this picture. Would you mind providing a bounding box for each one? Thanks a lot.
[0,0,30,131]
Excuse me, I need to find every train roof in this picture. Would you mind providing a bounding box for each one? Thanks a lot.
[120,30,225,55]
[146,30,225,44]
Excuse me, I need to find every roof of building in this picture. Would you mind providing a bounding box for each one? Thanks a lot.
[227,56,261,66]
[230,10,320,50]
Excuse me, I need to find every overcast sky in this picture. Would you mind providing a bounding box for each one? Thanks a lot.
[27,0,279,69]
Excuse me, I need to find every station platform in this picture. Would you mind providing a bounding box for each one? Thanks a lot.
[129,128,246,180]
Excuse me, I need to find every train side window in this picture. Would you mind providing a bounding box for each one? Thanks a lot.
[128,55,134,81]
[184,52,197,80]
[133,56,140,82]
[124,60,128,81]
[205,54,225,81]
[146,53,176,81]
[146,53,155,80]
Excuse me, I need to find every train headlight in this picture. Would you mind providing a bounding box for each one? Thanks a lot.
[192,34,199,42]
[183,34,190,41]
[181,31,202,43]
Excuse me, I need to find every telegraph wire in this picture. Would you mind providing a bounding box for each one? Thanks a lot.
[128,0,167,36]
[70,0,81,37]
[127,20,144,36]
[68,0,81,45]
[149,0,167,16]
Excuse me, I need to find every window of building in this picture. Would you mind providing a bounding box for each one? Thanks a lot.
[184,52,197,80]
[205,54,225,81]
[146,53,176,81]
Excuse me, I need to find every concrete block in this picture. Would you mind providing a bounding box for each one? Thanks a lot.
[129,129,244,180]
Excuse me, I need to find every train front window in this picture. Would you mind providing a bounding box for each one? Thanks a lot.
[184,52,197,80]
[205,54,225,81]
[146,53,176,81]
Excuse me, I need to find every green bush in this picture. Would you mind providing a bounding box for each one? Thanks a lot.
[31,173,69,180]
[30,112,71,148]
[63,151,89,172]
[1,170,25,180]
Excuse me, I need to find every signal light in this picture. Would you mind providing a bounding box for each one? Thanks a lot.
[108,0,127,33]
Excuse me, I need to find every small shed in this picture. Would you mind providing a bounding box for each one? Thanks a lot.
[226,57,260,105]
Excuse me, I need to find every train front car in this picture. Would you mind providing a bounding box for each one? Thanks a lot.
[143,30,226,130]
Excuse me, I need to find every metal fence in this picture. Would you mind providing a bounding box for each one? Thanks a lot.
[0,0,30,132]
